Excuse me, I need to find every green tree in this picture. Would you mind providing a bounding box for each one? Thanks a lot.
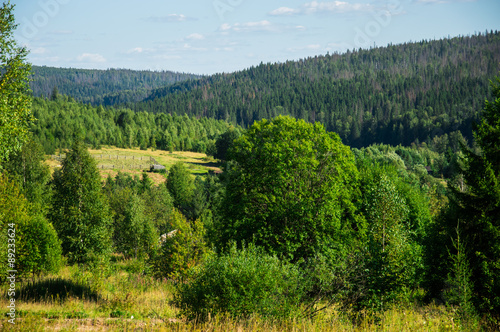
[166,162,194,214]
[151,208,207,281]
[2,139,51,211]
[109,188,157,259]
[361,172,420,310]
[141,183,174,235]
[0,174,61,279]
[449,77,500,322]
[49,140,112,264]
[0,2,33,163]
[221,116,361,262]
[213,127,240,161]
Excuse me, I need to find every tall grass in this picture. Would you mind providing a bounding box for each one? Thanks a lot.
[0,259,476,331]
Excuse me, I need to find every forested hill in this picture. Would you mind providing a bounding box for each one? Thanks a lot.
[30,66,201,106]
[133,31,500,148]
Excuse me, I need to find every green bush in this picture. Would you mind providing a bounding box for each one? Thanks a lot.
[150,209,208,281]
[0,174,62,279]
[174,243,305,321]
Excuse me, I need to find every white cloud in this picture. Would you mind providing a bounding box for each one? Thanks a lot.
[146,14,194,23]
[127,47,144,54]
[219,20,299,33]
[220,23,232,31]
[183,43,209,52]
[269,7,299,16]
[77,53,106,63]
[219,21,273,33]
[186,33,205,40]
[270,1,374,16]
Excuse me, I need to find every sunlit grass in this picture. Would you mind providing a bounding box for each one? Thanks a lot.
[45,146,222,184]
[0,258,473,332]
[0,258,477,331]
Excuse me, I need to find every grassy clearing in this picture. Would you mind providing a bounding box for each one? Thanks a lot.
[0,258,469,331]
[46,147,222,184]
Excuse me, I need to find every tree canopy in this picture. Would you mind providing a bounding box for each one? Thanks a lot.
[0,1,33,163]
[220,116,361,261]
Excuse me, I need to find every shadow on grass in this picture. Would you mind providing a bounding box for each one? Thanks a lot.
[18,277,100,302]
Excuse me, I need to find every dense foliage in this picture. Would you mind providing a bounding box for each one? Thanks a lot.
[30,96,233,154]
[174,243,305,320]
[0,173,62,279]
[134,32,500,148]
[0,2,33,162]
[49,140,113,264]
[30,66,200,106]
[447,78,500,324]
[0,8,498,327]
[219,116,361,262]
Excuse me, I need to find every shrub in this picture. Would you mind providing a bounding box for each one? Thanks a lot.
[174,243,305,321]
[150,209,208,281]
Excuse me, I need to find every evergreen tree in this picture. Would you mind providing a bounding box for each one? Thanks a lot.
[449,77,500,322]
[49,140,112,264]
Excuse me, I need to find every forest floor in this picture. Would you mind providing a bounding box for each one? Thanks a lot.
[45,147,222,185]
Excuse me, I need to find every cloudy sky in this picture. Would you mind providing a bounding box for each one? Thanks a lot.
[13,0,500,75]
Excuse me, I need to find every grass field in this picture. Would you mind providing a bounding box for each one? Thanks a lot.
[47,147,222,185]
[0,257,468,331]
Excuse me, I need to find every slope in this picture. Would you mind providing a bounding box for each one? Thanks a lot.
[30,66,201,106]
[134,32,500,148]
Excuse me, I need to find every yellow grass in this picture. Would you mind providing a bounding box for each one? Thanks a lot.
[45,147,222,183]
[0,259,471,332]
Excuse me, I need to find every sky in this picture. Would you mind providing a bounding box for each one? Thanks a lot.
[12,0,500,75]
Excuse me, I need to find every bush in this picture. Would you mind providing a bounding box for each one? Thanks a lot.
[150,209,208,281]
[174,243,305,321]
[0,174,62,279]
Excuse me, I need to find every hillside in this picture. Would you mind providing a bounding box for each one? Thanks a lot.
[30,66,201,106]
[31,96,233,155]
[133,31,500,148]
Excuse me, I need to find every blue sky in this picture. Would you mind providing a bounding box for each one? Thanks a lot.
[12,0,500,75]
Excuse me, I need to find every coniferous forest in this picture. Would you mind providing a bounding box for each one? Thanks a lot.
[1,1,500,330]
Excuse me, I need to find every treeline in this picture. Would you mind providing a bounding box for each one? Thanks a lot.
[30,66,200,106]
[31,96,233,154]
[132,32,500,148]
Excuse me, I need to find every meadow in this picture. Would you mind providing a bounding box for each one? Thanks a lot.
[0,257,466,332]
[46,147,222,185]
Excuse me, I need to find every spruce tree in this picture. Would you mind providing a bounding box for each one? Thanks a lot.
[451,77,500,322]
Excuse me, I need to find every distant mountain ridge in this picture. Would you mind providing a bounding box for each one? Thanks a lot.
[132,31,500,148]
[30,66,201,106]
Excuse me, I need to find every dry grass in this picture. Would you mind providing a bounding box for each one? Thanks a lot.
[45,147,222,184]
[0,259,471,332]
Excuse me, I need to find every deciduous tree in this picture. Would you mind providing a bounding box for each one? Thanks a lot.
[50,140,112,264]
[0,2,33,163]
[221,116,361,261]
